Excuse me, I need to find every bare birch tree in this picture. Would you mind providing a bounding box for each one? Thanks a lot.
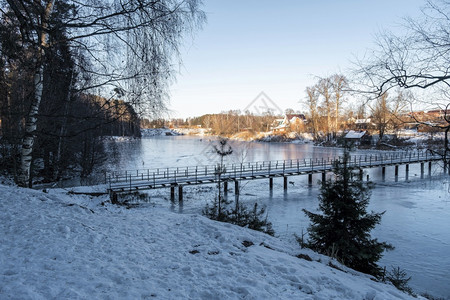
[316,77,333,140]
[370,93,389,142]
[305,85,320,140]
[331,74,348,134]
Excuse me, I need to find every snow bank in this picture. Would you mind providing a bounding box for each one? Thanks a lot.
[255,132,313,144]
[0,183,416,299]
[102,136,139,142]
[174,127,210,136]
[141,128,183,137]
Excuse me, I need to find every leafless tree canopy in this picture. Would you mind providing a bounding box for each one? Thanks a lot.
[355,0,449,158]
[356,0,450,99]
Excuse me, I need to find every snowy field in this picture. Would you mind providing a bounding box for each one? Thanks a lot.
[0,182,417,299]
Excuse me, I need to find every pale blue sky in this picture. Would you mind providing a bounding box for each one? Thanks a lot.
[169,0,426,118]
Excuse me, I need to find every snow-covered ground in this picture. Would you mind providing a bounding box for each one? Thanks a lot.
[0,183,417,299]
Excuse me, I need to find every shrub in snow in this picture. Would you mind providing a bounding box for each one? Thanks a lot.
[203,200,274,236]
[203,138,274,236]
[302,148,393,278]
[385,266,414,295]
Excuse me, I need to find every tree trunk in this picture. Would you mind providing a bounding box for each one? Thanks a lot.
[17,0,55,187]
[54,71,74,180]
[18,64,44,187]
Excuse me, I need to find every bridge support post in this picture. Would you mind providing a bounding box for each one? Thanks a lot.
[283,176,288,190]
[235,180,239,195]
[395,165,399,177]
[359,169,363,180]
[170,186,175,201]
[224,181,228,197]
[110,192,118,205]
[308,174,312,185]
[178,185,183,202]
[322,172,326,183]
[269,177,273,190]
[382,167,385,179]
[429,161,432,175]
[421,163,424,175]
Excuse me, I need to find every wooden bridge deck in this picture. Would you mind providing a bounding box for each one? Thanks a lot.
[107,151,443,193]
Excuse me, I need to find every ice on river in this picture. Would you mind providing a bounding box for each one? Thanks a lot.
[100,136,450,298]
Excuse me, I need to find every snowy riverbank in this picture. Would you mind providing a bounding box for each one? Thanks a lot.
[0,182,418,299]
[140,127,445,150]
[141,128,184,137]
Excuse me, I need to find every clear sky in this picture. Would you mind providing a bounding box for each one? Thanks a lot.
[168,0,426,119]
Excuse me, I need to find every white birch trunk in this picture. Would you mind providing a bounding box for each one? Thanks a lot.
[17,0,55,187]
[18,65,44,187]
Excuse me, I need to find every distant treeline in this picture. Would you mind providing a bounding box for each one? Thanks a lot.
[142,112,281,135]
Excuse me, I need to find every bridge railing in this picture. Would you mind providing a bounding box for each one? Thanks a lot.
[107,150,441,190]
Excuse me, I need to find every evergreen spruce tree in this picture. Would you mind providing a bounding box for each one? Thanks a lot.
[302,148,393,277]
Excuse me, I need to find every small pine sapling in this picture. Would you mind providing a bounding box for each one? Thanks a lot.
[385,266,414,295]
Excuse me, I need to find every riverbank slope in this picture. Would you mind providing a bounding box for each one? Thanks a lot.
[0,182,417,299]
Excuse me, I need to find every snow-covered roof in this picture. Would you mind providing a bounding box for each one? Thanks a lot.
[355,118,371,124]
[345,130,366,139]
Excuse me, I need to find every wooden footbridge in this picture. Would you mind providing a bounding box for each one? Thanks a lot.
[107,150,445,201]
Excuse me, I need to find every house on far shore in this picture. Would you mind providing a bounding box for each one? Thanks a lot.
[354,118,372,130]
[344,130,372,145]
[272,114,306,133]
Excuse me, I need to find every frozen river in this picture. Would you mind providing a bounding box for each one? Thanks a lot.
[105,136,450,298]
